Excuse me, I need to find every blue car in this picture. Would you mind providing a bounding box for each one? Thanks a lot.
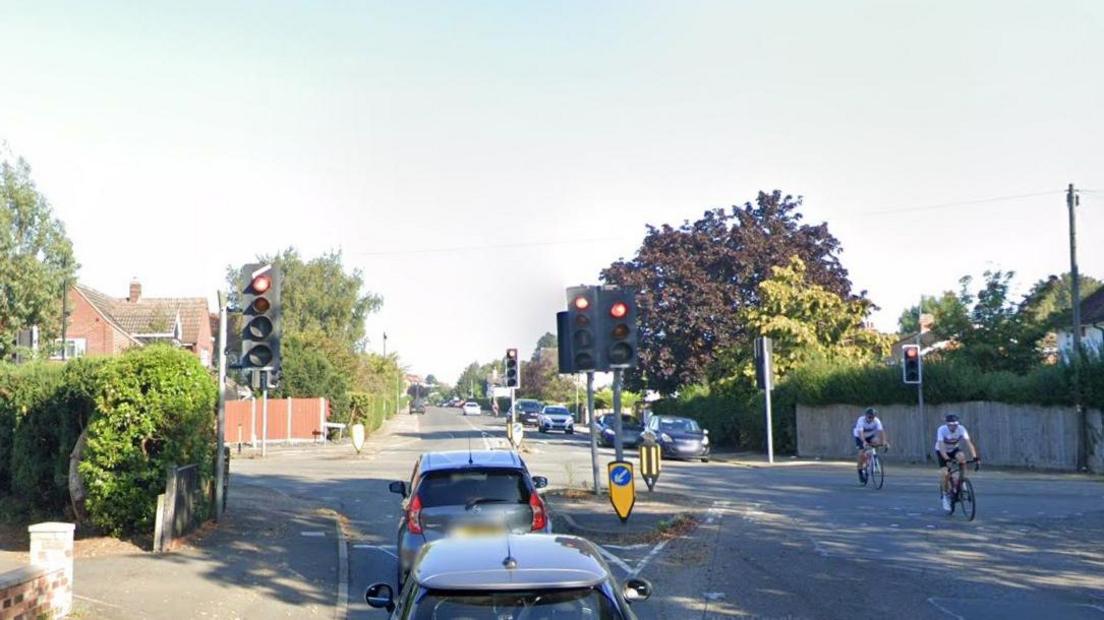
[645,415,710,461]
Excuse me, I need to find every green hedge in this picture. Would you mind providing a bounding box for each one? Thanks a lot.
[653,357,1101,455]
[347,392,407,432]
[78,346,217,537]
[0,362,66,500]
[11,358,102,513]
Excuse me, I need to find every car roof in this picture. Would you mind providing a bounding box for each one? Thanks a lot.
[413,534,609,590]
[418,450,524,473]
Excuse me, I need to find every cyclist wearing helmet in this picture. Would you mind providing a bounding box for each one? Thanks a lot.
[853,407,887,483]
[935,414,979,512]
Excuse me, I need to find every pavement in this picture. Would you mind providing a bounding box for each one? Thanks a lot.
[5,406,1098,619]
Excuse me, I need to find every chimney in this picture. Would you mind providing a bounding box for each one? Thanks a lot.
[129,278,141,303]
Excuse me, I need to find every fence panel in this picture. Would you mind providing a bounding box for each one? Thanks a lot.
[224,398,329,444]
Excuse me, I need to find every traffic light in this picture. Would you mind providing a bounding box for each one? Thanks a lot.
[505,348,519,388]
[241,263,282,372]
[902,344,921,384]
[596,286,639,370]
[754,336,773,391]
[566,286,598,372]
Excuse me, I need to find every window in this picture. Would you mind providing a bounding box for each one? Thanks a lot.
[416,469,529,508]
[50,338,86,360]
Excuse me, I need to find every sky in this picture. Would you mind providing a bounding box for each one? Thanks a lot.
[2,1,1103,383]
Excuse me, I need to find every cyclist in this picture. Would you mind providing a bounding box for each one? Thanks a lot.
[853,407,887,483]
[935,414,980,512]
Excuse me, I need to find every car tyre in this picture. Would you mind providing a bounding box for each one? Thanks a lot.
[701,457,710,462]
[566,428,574,435]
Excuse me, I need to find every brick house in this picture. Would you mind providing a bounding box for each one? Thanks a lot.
[59,279,214,367]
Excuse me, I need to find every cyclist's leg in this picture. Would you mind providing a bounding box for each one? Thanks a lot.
[954,451,968,487]
[937,451,951,493]
[855,436,866,469]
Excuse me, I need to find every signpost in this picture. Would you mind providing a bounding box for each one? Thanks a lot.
[754,336,775,464]
[607,461,636,522]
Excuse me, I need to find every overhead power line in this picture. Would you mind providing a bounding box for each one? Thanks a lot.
[856,190,1063,216]
[350,235,636,257]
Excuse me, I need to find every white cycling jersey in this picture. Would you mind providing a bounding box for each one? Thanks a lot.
[934,424,970,453]
[853,416,883,439]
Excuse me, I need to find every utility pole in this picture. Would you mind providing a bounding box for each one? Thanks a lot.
[382,332,388,357]
[1068,183,1089,471]
[215,291,228,520]
[917,296,925,428]
[60,276,69,361]
[587,372,599,495]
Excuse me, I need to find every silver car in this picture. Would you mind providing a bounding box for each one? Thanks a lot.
[388,450,551,588]
[365,533,653,618]
[538,405,575,434]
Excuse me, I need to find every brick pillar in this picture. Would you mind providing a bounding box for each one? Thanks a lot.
[28,522,75,617]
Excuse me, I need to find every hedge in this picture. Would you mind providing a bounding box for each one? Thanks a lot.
[653,357,1103,455]
[10,358,102,513]
[78,346,217,537]
[0,362,66,501]
[347,392,409,432]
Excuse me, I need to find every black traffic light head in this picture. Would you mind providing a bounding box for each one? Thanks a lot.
[505,348,519,388]
[241,263,282,371]
[566,286,598,372]
[902,344,921,384]
[596,286,639,370]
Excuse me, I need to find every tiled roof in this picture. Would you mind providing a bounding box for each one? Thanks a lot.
[1081,287,1104,324]
[74,284,209,346]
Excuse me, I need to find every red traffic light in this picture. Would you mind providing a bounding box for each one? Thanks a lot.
[905,347,918,359]
[609,302,628,319]
[574,296,590,310]
[506,348,517,360]
[251,274,271,294]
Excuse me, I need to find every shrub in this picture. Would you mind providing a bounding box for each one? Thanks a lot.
[10,358,103,512]
[0,362,64,498]
[78,346,217,537]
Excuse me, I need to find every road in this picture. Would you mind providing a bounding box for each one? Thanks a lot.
[231,407,1104,619]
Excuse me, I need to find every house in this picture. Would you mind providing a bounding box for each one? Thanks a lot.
[59,279,214,367]
[1057,287,1104,358]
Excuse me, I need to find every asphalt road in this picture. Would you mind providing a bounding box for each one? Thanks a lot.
[232,407,1104,619]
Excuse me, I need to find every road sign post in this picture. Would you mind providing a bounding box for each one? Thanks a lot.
[587,372,600,496]
[755,336,775,464]
[607,461,636,522]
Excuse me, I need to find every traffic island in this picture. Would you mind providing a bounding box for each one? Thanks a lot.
[543,488,707,546]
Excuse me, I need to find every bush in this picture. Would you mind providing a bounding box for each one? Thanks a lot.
[78,346,217,537]
[0,362,65,498]
[10,358,103,513]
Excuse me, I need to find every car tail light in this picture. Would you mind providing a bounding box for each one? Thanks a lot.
[529,493,547,531]
[407,495,423,534]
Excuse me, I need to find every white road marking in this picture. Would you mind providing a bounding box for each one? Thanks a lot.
[703,592,726,601]
[602,543,651,550]
[354,544,399,558]
[301,531,327,537]
[74,594,123,609]
[597,545,634,574]
[630,538,670,578]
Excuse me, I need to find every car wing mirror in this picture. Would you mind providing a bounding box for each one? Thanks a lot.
[365,583,395,612]
[388,481,408,497]
[532,476,549,489]
[703,429,710,435]
[623,577,653,602]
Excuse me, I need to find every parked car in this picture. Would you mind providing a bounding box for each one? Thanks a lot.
[364,533,652,619]
[513,399,543,425]
[645,415,710,461]
[387,450,551,588]
[462,401,481,416]
[538,405,574,434]
[597,413,645,449]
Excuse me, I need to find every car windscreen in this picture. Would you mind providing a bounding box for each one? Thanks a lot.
[517,401,542,412]
[659,418,700,432]
[412,587,619,620]
[544,407,569,415]
[416,469,530,508]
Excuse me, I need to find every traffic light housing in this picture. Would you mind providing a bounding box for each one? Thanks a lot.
[241,263,282,372]
[566,286,598,372]
[754,336,773,390]
[505,348,519,388]
[596,286,639,370]
[902,344,921,384]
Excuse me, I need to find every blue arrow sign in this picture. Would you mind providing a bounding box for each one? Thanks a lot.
[610,464,632,487]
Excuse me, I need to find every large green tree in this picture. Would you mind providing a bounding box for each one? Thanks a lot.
[602,190,857,394]
[0,151,77,359]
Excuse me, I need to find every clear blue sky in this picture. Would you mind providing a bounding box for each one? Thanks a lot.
[3,1,1103,383]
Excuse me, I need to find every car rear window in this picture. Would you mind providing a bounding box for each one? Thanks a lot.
[417,469,530,508]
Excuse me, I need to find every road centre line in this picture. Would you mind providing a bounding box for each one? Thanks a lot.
[927,598,966,620]
[596,545,634,574]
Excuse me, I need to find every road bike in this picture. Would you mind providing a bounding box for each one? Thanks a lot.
[860,444,885,489]
[943,458,980,521]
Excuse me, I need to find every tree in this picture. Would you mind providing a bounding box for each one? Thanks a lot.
[728,257,891,382]
[949,271,1044,373]
[602,190,857,394]
[425,374,438,385]
[531,332,557,361]
[519,352,575,403]
[896,285,972,339]
[0,151,77,359]
[1019,273,1102,328]
[455,362,486,398]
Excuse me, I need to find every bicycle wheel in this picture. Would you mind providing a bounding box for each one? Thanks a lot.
[958,478,976,521]
[872,455,885,489]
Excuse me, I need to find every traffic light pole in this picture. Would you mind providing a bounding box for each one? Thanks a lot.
[215,293,228,520]
[917,299,925,427]
[587,372,599,496]
[613,369,624,462]
[261,379,268,458]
